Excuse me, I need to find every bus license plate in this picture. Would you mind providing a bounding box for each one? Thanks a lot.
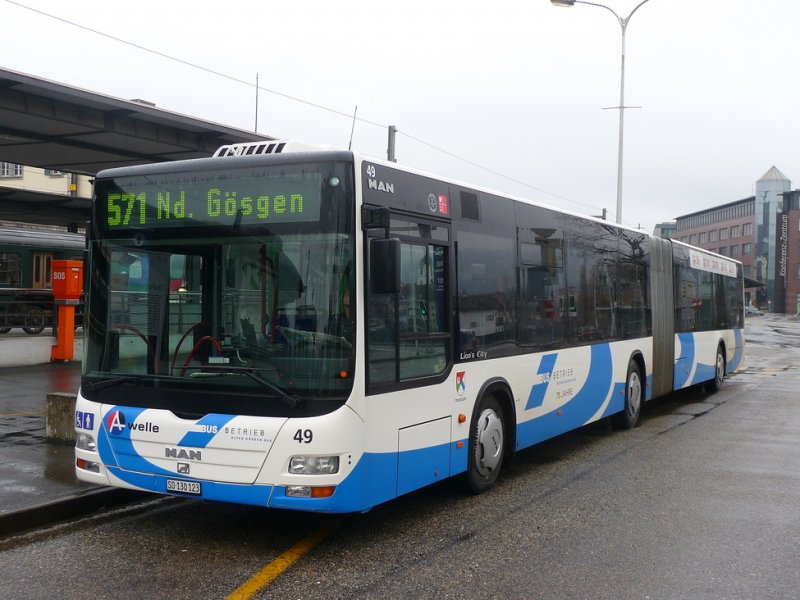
[166,479,201,495]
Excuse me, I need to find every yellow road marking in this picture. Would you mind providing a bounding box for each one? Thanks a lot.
[226,521,338,600]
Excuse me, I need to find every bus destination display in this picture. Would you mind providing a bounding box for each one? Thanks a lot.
[98,170,322,230]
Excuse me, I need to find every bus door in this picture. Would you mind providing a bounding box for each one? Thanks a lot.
[32,252,53,289]
[364,208,453,496]
[363,209,452,392]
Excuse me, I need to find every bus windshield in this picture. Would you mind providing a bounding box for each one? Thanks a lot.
[82,160,355,416]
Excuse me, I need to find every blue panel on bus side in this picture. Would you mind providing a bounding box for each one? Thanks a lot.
[673,357,687,390]
[450,439,468,475]
[269,451,399,513]
[674,333,695,389]
[397,441,451,496]
[601,382,626,418]
[517,344,613,450]
[691,362,717,386]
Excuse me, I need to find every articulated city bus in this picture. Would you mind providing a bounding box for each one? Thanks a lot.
[75,142,744,512]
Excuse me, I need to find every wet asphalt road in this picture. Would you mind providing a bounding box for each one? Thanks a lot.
[1,315,799,599]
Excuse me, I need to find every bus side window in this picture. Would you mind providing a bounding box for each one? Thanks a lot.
[456,192,516,357]
[366,227,451,389]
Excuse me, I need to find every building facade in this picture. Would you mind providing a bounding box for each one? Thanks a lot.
[674,196,757,304]
[668,166,799,313]
[0,162,92,199]
[754,167,792,305]
[775,190,800,315]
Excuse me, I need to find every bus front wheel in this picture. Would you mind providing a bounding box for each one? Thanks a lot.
[465,395,505,494]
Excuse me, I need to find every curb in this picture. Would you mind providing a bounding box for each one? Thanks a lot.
[0,488,150,539]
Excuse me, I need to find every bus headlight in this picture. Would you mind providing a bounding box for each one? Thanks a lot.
[76,432,96,452]
[289,455,339,475]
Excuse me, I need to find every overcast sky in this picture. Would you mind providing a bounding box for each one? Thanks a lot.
[2,0,799,232]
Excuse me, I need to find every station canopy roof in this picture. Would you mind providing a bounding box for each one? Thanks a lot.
[0,67,274,227]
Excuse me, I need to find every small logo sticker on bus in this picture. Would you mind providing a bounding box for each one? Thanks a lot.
[428,194,438,212]
[437,194,449,215]
[456,372,466,396]
[106,410,126,435]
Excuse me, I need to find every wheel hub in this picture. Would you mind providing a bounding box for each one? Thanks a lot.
[475,409,503,476]
[627,372,641,417]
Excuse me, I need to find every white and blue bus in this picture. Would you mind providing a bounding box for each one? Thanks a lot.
[75,141,745,512]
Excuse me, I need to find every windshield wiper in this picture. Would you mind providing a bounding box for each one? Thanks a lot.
[189,365,303,409]
[81,374,165,393]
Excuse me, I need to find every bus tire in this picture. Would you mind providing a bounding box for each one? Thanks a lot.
[22,308,45,335]
[705,344,725,393]
[614,359,643,430]
[465,395,505,494]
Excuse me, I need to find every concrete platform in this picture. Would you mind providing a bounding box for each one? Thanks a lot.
[0,335,145,537]
[0,329,82,368]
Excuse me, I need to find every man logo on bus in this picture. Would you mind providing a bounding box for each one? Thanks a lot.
[106,410,126,435]
[456,372,466,396]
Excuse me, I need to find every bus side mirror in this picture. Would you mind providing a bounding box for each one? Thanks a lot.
[370,238,400,294]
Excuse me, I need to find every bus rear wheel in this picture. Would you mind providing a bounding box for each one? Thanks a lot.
[613,359,643,430]
[705,345,725,393]
[465,395,505,494]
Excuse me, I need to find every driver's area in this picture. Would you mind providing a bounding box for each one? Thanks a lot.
[88,231,355,403]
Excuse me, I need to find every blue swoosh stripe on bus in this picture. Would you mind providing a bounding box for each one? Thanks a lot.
[728,328,744,373]
[601,382,627,418]
[691,362,716,385]
[525,353,558,410]
[98,406,176,476]
[517,344,613,449]
[177,414,237,448]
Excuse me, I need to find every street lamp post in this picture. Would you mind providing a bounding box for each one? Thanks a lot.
[550,0,653,225]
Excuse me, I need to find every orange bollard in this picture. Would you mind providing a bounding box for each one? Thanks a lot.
[51,303,77,362]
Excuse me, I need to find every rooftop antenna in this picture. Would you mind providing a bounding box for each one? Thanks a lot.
[387,125,397,162]
[348,105,358,150]
[254,74,259,133]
